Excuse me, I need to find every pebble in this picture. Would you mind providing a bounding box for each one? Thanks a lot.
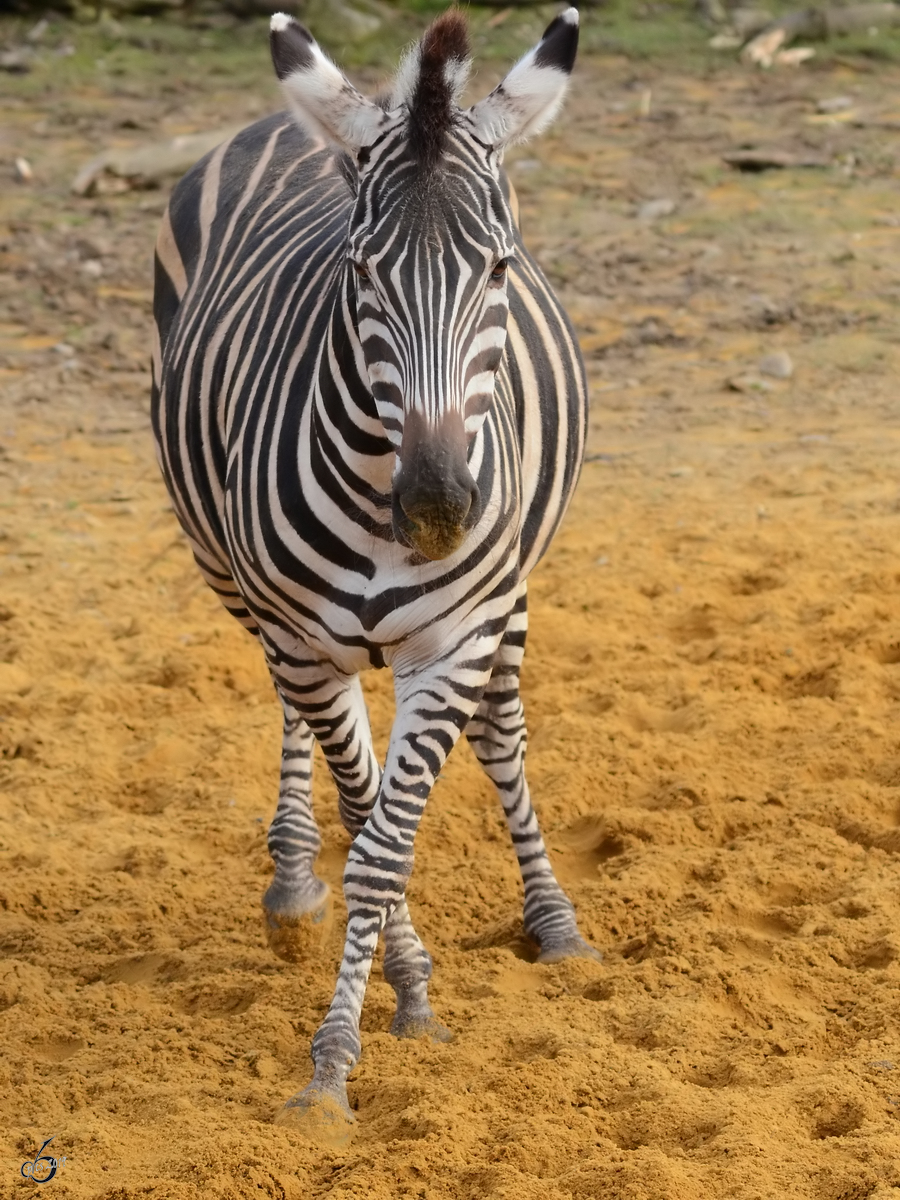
[759,350,794,379]
[728,374,772,394]
[709,33,743,50]
[0,49,33,73]
[817,95,853,114]
[637,197,677,222]
[14,156,33,183]
[27,18,49,42]
[732,7,775,39]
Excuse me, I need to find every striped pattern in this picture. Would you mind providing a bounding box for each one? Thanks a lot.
[151,9,596,1130]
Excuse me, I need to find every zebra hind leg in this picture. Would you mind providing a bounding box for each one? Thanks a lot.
[466,588,602,964]
[263,697,331,962]
[383,899,451,1042]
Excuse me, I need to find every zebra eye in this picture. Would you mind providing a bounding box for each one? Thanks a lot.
[490,259,508,282]
[353,261,370,283]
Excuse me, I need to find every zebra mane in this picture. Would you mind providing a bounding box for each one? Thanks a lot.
[394,11,472,172]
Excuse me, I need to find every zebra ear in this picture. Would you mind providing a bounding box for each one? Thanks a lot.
[270,13,388,154]
[466,7,579,151]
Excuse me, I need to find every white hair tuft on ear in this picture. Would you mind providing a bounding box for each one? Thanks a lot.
[270,14,388,154]
[465,8,579,151]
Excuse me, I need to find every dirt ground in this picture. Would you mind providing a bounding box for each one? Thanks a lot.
[3,9,900,1199]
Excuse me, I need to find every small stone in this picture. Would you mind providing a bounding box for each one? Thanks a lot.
[0,49,33,74]
[14,156,33,183]
[337,2,380,40]
[759,349,793,379]
[26,18,50,42]
[775,47,815,67]
[637,197,677,222]
[817,95,853,114]
[74,235,109,259]
[302,0,379,42]
[742,25,786,66]
[731,7,774,39]
[727,373,772,394]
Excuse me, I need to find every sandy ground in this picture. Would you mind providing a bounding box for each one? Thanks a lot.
[2,13,900,1199]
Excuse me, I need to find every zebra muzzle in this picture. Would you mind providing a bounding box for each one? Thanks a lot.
[395,506,470,561]
[393,410,479,560]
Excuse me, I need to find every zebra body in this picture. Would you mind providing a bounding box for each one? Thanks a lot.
[152,8,596,1136]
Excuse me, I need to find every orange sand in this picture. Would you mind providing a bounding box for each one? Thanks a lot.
[3,29,900,1200]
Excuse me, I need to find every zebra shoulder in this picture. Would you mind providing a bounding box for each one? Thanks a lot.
[154,112,333,354]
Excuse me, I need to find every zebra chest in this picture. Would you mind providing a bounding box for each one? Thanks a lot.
[227,504,512,674]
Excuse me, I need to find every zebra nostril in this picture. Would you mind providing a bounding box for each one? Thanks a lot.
[456,482,476,524]
[467,477,480,517]
[398,473,475,525]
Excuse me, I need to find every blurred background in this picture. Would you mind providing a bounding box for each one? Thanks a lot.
[3,2,900,1197]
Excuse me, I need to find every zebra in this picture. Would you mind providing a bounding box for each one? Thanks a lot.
[151,5,598,1137]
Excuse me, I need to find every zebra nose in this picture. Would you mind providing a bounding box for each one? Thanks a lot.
[398,472,476,525]
[393,411,480,560]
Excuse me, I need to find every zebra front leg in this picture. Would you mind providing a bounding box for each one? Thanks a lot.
[310,677,449,1045]
[467,587,601,963]
[279,627,500,1140]
[263,697,331,962]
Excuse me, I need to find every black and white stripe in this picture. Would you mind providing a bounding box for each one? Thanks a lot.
[151,6,596,1134]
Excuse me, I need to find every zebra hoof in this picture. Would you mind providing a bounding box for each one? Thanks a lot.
[274,1085,355,1147]
[536,934,603,965]
[390,1012,454,1042]
[263,877,332,963]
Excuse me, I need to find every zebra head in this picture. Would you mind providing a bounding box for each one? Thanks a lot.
[270,8,579,561]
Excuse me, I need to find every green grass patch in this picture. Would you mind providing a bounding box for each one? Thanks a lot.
[5,0,900,105]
